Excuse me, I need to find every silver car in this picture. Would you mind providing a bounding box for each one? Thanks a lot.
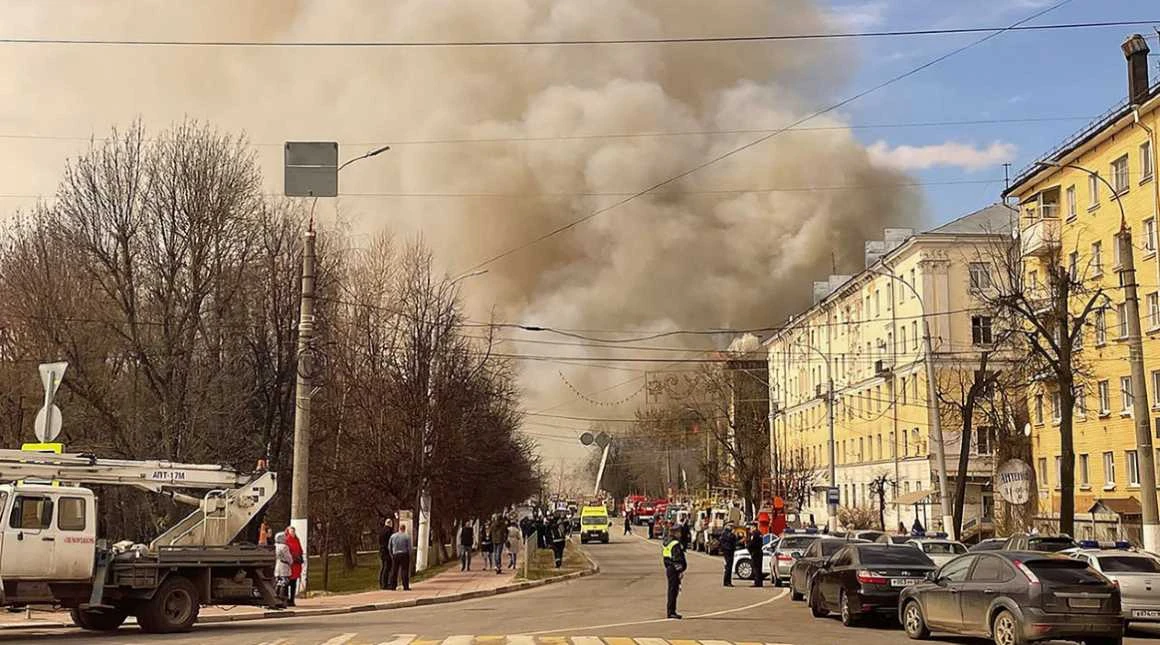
[1073,546,1160,626]
[905,537,967,567]
[771,533,822,586]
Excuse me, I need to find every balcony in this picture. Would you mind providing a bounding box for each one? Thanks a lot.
[874,359,893,376]
[1022,216,1061,257]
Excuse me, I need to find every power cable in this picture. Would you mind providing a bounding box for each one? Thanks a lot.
[460,0,1078,273]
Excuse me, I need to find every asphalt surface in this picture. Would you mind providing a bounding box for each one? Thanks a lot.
[4,532,1160,644]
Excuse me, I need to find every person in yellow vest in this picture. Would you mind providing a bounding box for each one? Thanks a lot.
[662,525,687,619]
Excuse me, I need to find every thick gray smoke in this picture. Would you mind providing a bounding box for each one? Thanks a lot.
[1,0,923,459]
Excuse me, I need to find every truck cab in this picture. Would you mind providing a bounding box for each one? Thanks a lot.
[0,483,96,586]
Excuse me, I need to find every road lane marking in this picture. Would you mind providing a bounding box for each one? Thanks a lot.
[319,634,357,645]
[376,634,418,645]
[503,636,537,645]
[521,588,789,635]
[633,639,670,645]
[443,636,477,645]
[602,638,637,645]
[570,638,605,645]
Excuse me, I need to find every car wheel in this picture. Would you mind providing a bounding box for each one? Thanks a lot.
[991,609,1026,645]
[840,589,858,627]
[809,581,829,618]
[736,559,752,580]
[902,600,930,640]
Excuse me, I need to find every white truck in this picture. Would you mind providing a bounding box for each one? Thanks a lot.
[0,448,280,633]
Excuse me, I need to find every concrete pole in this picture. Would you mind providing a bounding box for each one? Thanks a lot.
[290,227,316,590]
[594,442,611,496]
[416,325,436,573]
[1118,229,1160,551]
[921,319,955,540]
[827,372,837,532]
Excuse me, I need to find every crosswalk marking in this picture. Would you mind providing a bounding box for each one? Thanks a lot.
[319,634,357,645]
[443,636,476,645]
[570,637,605,645]
[248,635,801,645]
[634,638,671,645]
[375,634,418,645]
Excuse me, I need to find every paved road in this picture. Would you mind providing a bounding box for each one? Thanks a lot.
[3,533,1160,644]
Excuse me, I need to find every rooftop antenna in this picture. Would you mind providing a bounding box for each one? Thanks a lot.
[1002,162,1011,193]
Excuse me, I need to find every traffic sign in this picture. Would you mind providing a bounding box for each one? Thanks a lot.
[826,486,840,505]
[284,142,338,197]
[34,404,62,442]
[38,362,67,404]
[579,431,594,446]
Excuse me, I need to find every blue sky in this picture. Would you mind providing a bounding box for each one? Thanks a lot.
[824,0,1158,227]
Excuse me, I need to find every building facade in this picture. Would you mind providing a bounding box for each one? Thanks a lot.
[1005,35,1159,539]
[766,205,1012,534]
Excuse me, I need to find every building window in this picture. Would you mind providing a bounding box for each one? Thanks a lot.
[1096,309,1107,345]
[1143,140,1154,181]
[1066,185,1077,219]
[1153,370,1160,408]
[1038,457,1048,487]
[874,289,880,317]
[1098,380,1111,414]
[1091,241,1103,274]
[1111,155,1130,194]
[1079,454,1090,487]
[1089,172,1101,207]
[1118,303,1129,338]
[1147,219,1158,254]
[1150,293,1160,329]
[1034,393,1044,425]
[1077,385,1087,417]
[1055,456,1062,489]
[1104,451,1116,486]
[976,426,993,454]
[910,268,917,298]
[1051,390,1062,423]
[1068,251,1078,280]
[1121,376,1134,413]
[902,427,909,456]
[969,262,991,290]
[876,434,882,461]
[971,316,993,345]
[1115,235,1123,268]
[911,376,918,402]
[900,327,907,354]
[912,427,921,454]
[859,438,864,462]
[911,321,918,349]
[1128,450,1140,486]
[901,377,908,405]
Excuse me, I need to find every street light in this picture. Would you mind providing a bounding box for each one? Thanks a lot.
[415,268,489,572]
[787,340,838,532]
[1032,160,1158,551]
[867,267,955,540]
[338,144,391,172]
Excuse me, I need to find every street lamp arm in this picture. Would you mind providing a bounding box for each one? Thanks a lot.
[1035,160,1126,228]
[338,144,392,172]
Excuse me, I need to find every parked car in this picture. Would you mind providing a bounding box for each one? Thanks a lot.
[1002,533,1078,553]
[808,543,936,626]
[772,532,823,587]
[907,537,968,567]
[970,537,1008,552]
[732,537,779,580]
[877,534,913,545]
[1073,542,1160,628]
[789,537,868,601]
[851,530,887,542]
[899,551,1122,644]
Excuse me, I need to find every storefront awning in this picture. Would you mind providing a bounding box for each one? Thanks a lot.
[892,489,933,506]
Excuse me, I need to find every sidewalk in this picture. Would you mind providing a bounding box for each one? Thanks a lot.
[0,560,531,630]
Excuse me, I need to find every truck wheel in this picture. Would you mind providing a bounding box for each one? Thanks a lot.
[70,607,128,632]
[137,575,200,634]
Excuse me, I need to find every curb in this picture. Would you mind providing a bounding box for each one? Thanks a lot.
[0,548,602,631]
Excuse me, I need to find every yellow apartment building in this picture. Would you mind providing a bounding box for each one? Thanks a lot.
[766,205,1012,535]
[1004,35,1159,539]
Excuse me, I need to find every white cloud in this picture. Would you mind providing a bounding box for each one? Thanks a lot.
[821,1,888,31]
[867,140,1018,171]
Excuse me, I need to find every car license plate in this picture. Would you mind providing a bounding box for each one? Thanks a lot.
[890,578,922,587]
[1132,609,1160,618]
[1069,598,1100,608]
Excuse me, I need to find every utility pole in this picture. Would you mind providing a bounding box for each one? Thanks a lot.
[290,225,315,583]
[1119,229,1160,550]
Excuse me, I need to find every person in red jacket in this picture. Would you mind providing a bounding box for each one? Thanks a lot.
[285,526,304,606]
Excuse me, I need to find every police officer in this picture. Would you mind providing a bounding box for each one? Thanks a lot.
[746,523,764,588]
[718,522,736,587]
[662,525,687,619]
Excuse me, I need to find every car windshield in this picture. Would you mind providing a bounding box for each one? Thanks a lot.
[923,542,967,555]
[582,516,607,525]
[857,546,934,566]
[1098,556,1160,573]
[1025,560,1106,585]
[1029,537,1077,552]
[780,536,817,549]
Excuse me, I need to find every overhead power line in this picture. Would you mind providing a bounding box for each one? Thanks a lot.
[0,20,1153,47]
[460,0,1078,272]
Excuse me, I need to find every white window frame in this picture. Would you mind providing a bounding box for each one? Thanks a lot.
[1096,309,1107,345]
[1091,241,1103,275]
[1079,453,1090,487]
[1121,376,1134,414]
[1098,379,1111,415]
[1055,456,1062,490]
[1143,140,1154,181]
[971,315,993,345]
[1147,218,1157,254]
[1128,450,1140,486]
[1066,184,1077,219]
[1077,385,1087,418]
[1118,303,1129,339]
[969,262,991,291]
[1111,155,1130,194]
[1089,172,1101,207]
[1038,457,1049,487]
[1104,451,1116,488]
[1153,370,1160,409]
[1149,293,1160,330]
[1051,390,1062,423]
[1035,393,1044,425]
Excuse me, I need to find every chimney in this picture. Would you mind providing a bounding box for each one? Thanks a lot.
[1121,34,1151,106]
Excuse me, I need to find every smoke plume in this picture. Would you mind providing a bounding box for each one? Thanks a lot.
[1,0,923,457]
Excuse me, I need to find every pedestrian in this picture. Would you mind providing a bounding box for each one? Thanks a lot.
[718,522,736,587]
[257,519,272,546]
[388,522,413,591]
[911,517,925,535]
[746,523,764,588]
[624,512,633,536]
[490,516,509,574]
[480,524,494,570]
[285,526,304,606]
[897,521,908,535]
[379,518,395,589]
[662,525,687,619]
[550,517,567,567]
[459,521,475,571]
[273,531,293,603]
[507,520,522,569]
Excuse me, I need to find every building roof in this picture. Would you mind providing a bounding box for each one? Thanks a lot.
[1088,497,1142,516]
[926,203,1016,236]
[1006,79,1160,198]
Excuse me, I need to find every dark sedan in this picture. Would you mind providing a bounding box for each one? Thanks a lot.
[808,543,936,626]
[969,537,1007,552]
[789,537,867,601]
[898,551,1122,645]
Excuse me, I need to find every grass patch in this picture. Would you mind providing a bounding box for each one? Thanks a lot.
[306,551,456,595]
[519,540,589,581]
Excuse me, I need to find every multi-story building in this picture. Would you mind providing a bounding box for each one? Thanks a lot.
[766,205,1012,534]
[1005,35,1159,539]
